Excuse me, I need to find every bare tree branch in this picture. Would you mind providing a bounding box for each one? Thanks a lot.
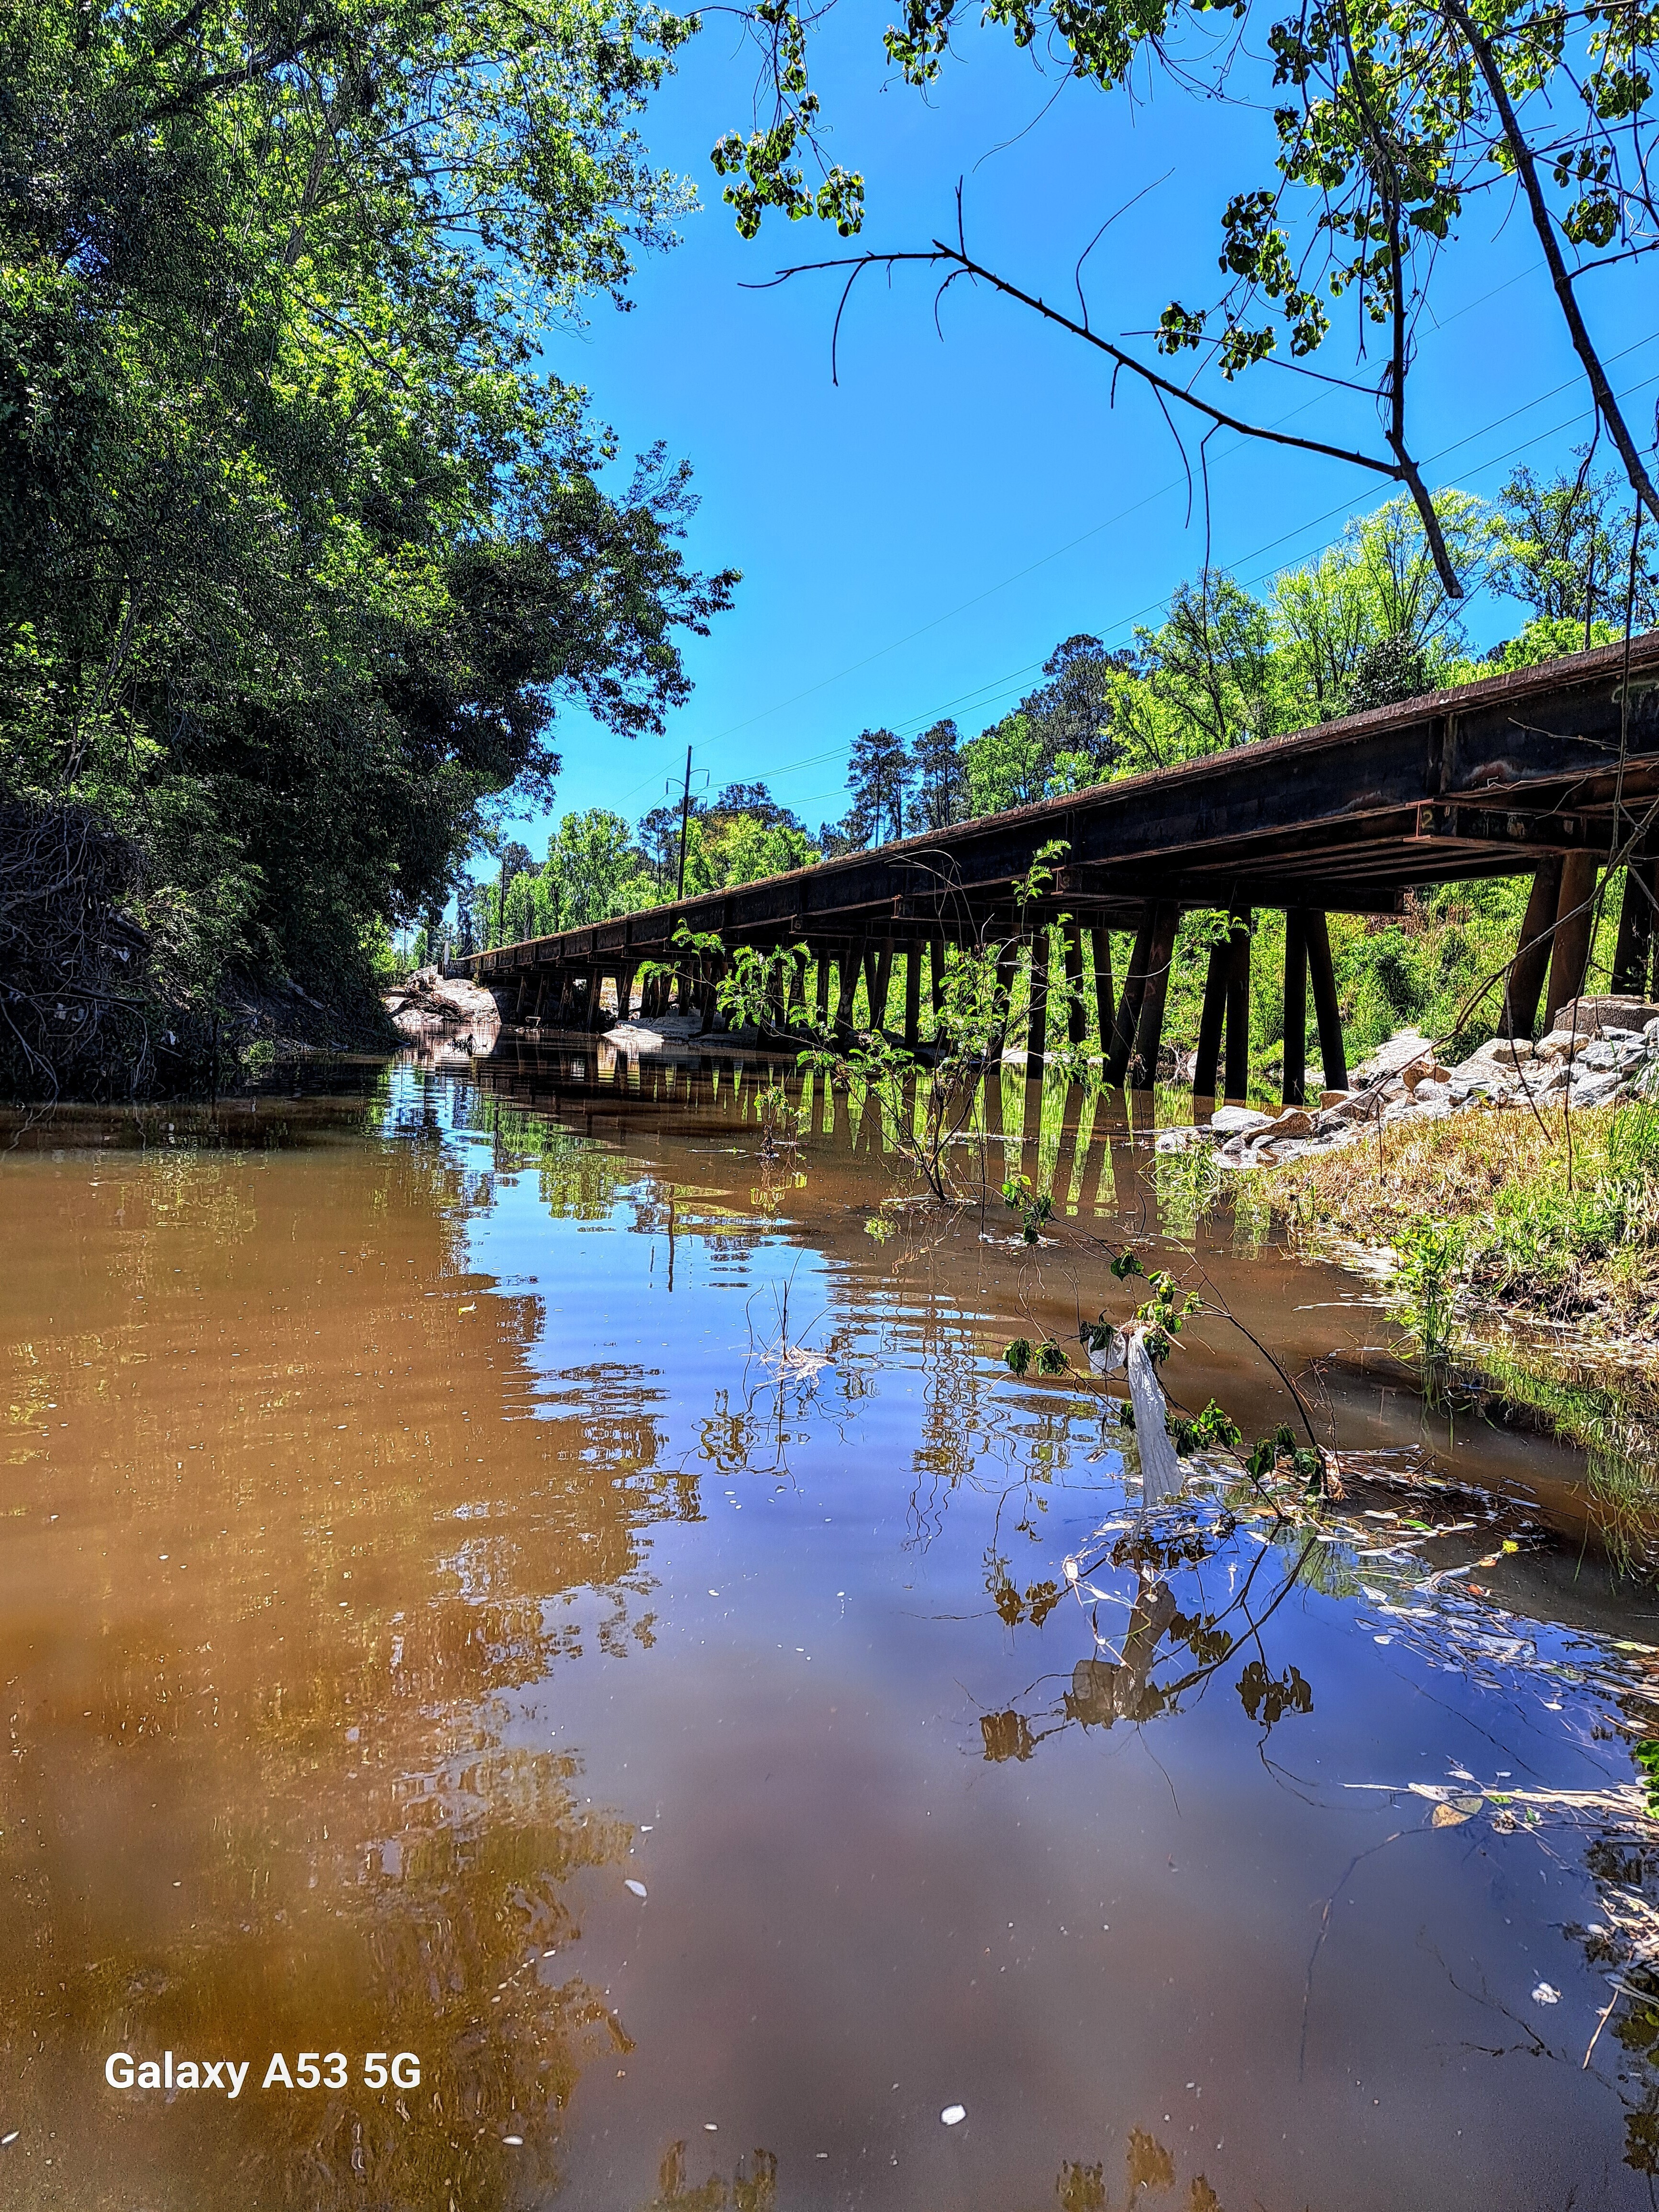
[752,232,1468,593]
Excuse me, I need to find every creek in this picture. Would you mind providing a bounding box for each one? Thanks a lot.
[3,1042,1658,2211]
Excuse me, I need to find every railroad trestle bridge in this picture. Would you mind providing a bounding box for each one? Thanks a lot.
[456,635,1659,1106]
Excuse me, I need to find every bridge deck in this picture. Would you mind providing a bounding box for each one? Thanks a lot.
[457,634,1659,1097]
[464,633,1659,978]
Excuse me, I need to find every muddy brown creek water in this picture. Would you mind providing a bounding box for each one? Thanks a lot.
[4,1044,1659,2212]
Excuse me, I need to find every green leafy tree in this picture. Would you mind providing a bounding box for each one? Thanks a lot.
[0,0,734,1091]
[545,809,653,926]
[1270,492,1489,721]
[845,726,912,845]
[1492,456,1659,642]
[1142,572,1278,752]
[1019,636,1126,780]
[960,712,1049,814]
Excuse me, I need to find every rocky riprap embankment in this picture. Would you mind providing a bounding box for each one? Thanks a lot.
[1159,995,1659,1168]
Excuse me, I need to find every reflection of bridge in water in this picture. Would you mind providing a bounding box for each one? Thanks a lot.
[470,1033,1190,1221]
[460,636,1659,1106]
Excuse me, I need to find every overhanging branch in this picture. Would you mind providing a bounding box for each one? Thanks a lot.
[753,230,1468,595]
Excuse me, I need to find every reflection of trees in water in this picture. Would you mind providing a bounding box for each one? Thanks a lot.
[977,1512,1323,1765]
[0,1111,707,2212]
[633,2130,1228,2212]
[1,1646,638,2210]
[641,2140,778,2211]
[1053,2131,1227,2212]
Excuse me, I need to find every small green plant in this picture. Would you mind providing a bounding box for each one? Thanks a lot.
[1004,1335,1069,1375]
[1637,1739,1659,1820]
[1001,1173,1054,1242]
[1393,1217,1464,1403]
[1172,1400,1243,1455]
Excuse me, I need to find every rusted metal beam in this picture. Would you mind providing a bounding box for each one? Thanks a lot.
[1026,930,1050,1077]
[1104,907,1156,1088]
[1224,909,1252,1102]
[1612,829,1659,997]
[1545,853,1601,1028]
[1194,933,1229,1104]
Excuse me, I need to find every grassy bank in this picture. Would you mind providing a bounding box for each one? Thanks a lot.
[1250,1100,1659,1342]
[1240,1100,1659,1555]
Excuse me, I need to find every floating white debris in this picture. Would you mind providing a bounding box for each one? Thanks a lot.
[940,2105,966,2126]
[1532,1982,1561,2006]
[624,1879,647,1899]
[503,2135,523,2146]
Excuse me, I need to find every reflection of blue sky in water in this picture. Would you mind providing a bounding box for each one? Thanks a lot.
[389,1060,1659,2210]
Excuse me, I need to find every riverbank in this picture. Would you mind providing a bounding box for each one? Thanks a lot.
[1238,1099,1659,1552]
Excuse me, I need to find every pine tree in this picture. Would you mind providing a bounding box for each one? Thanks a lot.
[909,719,962,830]
[845,728,912,845]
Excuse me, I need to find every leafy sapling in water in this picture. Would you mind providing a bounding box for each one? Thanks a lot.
[1002,1174,1054,1243]
[1172,1401,1243,1456]
[1004,1336,1071,1375]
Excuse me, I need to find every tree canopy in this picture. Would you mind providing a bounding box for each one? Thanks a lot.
[1,0,734,1087]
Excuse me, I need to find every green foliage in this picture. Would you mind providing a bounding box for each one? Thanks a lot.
[1128,1265,1203,1364]
[1485,616,1626,675]
[545,810,656,929]
[1489,455,1658,634]
[1,0,734,1089]
[682,809,821,893]
[1172,1401,1242,1455]
[1002,1336,1069,1375]
[961,713,1051,815]
[1001,1173,1054,1242]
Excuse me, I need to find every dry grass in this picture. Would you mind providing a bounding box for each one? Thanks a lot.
[1253,1099,1659,1336]
[1245,1101,1659,1559]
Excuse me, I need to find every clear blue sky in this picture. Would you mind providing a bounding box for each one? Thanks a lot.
[476,6,1658,882]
